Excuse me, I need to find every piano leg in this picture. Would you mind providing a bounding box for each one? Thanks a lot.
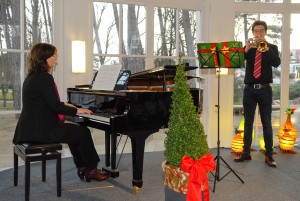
[130,136,146,189]
[129,129,158,191]
[102,131,119,177]
[111,131,117,172]
[105,131,110,167]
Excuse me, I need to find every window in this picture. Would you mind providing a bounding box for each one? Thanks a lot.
[0,0,53,112]
[154,8,198,67]
[289,14,300,132]
[233,13,283,141]
[94,2,146,72]
[93,2,200,74]
[93,3,146,73]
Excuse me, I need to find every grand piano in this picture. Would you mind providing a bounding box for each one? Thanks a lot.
[66,64,201,189]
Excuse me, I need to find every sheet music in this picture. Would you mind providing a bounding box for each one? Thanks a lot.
[92,64,122,90]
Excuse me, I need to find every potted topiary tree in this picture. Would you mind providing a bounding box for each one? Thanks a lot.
[162,58,215,201]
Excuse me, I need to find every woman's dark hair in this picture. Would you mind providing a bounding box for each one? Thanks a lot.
[28,43,56,74]
[252,20,268,31]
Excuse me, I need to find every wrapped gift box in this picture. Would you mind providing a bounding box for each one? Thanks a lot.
[217,41,245,68]
[197,43,219,67]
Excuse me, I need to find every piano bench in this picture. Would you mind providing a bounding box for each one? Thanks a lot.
[13,143,62,201]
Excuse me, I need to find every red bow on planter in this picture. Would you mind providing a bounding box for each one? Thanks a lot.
[180,154,216,201]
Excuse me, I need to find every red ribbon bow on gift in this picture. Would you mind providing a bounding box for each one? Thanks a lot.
[180,154,216,201]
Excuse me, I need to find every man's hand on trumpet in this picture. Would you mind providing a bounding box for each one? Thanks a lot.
[245,35,268,53]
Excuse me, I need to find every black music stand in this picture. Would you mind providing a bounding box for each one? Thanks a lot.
[197,45,244,192]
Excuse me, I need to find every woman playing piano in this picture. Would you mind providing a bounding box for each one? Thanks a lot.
[13,43,108,182]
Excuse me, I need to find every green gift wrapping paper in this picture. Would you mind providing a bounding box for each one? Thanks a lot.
[197,41,245,68]
[197,43,219,67]
[217,41,245,68]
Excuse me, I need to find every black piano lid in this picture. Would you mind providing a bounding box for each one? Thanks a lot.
[67,87,127,97]
[129,64,198,81]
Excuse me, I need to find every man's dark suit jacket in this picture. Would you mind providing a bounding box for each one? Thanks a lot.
[244,43,281,84]
[13,72,77,144]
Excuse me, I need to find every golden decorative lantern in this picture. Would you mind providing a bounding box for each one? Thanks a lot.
[259,136,266,151]
[231,134,244,154]
[278,108,297,141]
[279,132,295,152]
[259,136,274,152]
[238,117,255,140]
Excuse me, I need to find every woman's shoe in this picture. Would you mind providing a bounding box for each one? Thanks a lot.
[85,168,109,182]
[77,167,85,180]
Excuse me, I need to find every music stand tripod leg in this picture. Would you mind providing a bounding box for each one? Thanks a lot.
[219,156,244,183]
[212,67,244,193]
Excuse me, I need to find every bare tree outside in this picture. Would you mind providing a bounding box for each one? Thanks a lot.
[154,8,198,67]
[154,7,176,67]
[93,3,146,74]
[179,10,197,66]
[93,3,199,74]
[0,0,53,111]
[0,0,21,111]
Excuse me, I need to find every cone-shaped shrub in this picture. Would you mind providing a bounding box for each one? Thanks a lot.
[164,58,210,167]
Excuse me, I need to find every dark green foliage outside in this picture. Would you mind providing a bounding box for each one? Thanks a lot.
[164,60,210,167]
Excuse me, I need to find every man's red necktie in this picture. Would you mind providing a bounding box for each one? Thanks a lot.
[253,50,262,79]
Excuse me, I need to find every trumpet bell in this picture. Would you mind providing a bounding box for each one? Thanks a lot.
[254,40,269,52]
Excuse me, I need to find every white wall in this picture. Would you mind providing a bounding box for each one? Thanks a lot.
[53,0,94,101]
[201,0,236,147]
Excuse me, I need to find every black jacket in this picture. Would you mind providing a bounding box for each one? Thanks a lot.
[13,72,77,144]
[244,43,281,84]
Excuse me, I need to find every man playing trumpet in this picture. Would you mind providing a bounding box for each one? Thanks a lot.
[234,20,281,167]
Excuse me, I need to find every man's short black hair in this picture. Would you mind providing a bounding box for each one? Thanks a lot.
[252,20,268,31]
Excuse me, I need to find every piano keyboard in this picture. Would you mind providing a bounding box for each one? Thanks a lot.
[78,113,110,122]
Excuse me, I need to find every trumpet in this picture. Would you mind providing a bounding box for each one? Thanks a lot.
[252,37,269,52]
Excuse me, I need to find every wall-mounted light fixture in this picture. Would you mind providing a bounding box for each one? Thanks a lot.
[72,40,86,73]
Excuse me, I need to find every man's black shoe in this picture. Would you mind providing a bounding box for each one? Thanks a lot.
[265,156,276,167]
[234,154,252,162]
